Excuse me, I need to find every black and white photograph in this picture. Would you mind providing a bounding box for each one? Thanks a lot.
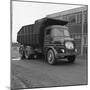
[11,0,88,89]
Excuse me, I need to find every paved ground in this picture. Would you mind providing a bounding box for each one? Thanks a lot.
[11,56,88,89]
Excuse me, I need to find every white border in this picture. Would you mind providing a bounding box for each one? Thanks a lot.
[0,0,89,90]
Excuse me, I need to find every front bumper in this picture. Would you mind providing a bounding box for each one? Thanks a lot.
[55,52,77,59]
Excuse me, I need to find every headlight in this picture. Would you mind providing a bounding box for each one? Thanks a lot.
[65,42,74,49]
[61,49,65,53]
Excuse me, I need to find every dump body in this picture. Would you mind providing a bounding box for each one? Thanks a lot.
[17,18,68,47]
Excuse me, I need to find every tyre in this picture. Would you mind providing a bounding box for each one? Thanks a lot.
[24,46,34,59]
[67,55,76,63]
[47,49,56,65]
[19,45,25,59]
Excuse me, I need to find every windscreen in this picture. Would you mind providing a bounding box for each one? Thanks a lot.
[51,28,70,41]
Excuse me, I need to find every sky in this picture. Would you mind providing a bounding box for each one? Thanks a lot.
[12,1,84,42]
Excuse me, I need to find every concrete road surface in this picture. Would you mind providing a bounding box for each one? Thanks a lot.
[11,56,88,89]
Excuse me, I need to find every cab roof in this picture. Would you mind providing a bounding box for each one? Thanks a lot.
[45,25,68,30]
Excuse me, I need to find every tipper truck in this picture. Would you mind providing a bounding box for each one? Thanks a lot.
[17,18,77,65]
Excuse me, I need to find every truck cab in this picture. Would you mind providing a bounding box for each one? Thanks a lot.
[44,25,77,65]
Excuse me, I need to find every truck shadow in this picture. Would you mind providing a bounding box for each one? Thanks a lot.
[56,60,75,65]
[28,58,77,66]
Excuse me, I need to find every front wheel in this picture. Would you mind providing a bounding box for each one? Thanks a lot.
[47,49,56,65]
[67,55,76,63]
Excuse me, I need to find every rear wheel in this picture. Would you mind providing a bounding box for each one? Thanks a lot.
[67,55,76,63]
[19,45,25,59]
[24,46,34,59]
[24,46,31,59]
[25,48,30,59]
[47,49,56,65]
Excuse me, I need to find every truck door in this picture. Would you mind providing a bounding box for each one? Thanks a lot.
[44,28,52,45]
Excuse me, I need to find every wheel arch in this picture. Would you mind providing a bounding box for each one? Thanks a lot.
[44,46,57,56]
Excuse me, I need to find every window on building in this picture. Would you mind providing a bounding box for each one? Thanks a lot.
[77,12,82,24]
[63,15,67,21]
[83,11,87,24]
[68,14,76,24]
